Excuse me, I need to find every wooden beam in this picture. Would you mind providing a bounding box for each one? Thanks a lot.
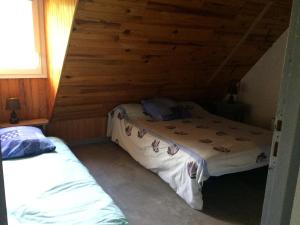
[207,1,273,85]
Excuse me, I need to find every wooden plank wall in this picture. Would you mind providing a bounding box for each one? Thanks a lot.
[0,79,48,122]
[0,0,292,143]
[52,0,292,130]
[47,117,107,143]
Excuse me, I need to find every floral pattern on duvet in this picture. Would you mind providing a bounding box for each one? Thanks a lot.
[256,152,267,163]
[165,125,176,130]
[187,161,198,179]
[137,128,147,138]
[174,131,188,135]
[213,146,231,153]
[125,125,133,136]
[132,116,269,160]
[118,112,125,120]
[116,107,271,182]
[216,131,227,136]
[152,140,160,153]
[168,144,180,156]
[235,137,250,142]
[110,110,115,118]
[199,139,213,144]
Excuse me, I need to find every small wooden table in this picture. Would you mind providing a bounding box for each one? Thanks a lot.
[0,118,49,133]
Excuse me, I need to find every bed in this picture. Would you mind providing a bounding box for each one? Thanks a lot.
[3,137,129,225]
[107,102,272,210]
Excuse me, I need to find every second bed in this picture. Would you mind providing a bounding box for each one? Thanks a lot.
[107,102,272,210]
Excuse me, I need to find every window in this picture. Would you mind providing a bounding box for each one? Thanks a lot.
[0,0,47,78]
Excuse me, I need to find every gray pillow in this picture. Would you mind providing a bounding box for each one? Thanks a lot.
[141,98,190,120]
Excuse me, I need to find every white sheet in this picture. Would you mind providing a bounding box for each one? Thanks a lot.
[107,103,272,210]
[3,137,129,225]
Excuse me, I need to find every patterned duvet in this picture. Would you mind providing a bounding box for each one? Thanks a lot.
[107,102,272,210]
[3,137,129,225]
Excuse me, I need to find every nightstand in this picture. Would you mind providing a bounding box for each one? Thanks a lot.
[211,102,248,122]
[0,118,49,133]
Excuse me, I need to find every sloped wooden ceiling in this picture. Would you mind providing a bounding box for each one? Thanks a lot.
[52,0,291,121]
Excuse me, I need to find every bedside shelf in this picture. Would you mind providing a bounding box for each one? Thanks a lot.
[0,118,49,132]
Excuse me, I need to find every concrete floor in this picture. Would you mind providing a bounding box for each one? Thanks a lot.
[73,142,268,225]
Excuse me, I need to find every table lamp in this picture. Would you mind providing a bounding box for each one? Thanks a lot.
[227,80,239,104]
[6,97,20,124]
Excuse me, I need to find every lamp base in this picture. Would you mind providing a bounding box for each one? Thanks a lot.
[227,94,238,104]
[9,110,19,124]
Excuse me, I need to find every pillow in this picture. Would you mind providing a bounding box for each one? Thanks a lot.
[118,104,145,118]
[170,105,191,118]
[141,98,190,120]
[0,126,56,160]
[179,101,209,117]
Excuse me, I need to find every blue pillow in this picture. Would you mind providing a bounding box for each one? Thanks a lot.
[0,126,56,160]
[170,105,191,119]
[141,98,190,120]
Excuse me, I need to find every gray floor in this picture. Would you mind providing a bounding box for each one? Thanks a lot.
[73,142,267,225]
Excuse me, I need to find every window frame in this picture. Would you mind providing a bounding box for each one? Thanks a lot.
[0,0,47,79]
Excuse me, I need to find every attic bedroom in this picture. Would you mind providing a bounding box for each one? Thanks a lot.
[1,0,299,225]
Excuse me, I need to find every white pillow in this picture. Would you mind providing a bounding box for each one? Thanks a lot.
[118,103,146,118]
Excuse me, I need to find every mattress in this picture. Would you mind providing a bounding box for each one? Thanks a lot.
[3,137,129,225]
[107,102,272,210]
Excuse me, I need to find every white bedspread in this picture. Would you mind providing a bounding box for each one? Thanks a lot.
[107,102,272,210]
[3,137,128,225]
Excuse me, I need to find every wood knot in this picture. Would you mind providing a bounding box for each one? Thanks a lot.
[123,29,131,35]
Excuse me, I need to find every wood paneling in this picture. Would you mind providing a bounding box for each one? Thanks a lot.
[51,0,292,121]
[44,0,78,118]
[0,0,291,142]
[0,79,48,122]
[48,116,107,143]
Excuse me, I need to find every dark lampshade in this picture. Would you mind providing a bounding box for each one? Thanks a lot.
[6,97,21,111]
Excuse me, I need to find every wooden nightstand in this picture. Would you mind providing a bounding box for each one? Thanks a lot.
[210,102,248,122]
[0,118,49,133]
